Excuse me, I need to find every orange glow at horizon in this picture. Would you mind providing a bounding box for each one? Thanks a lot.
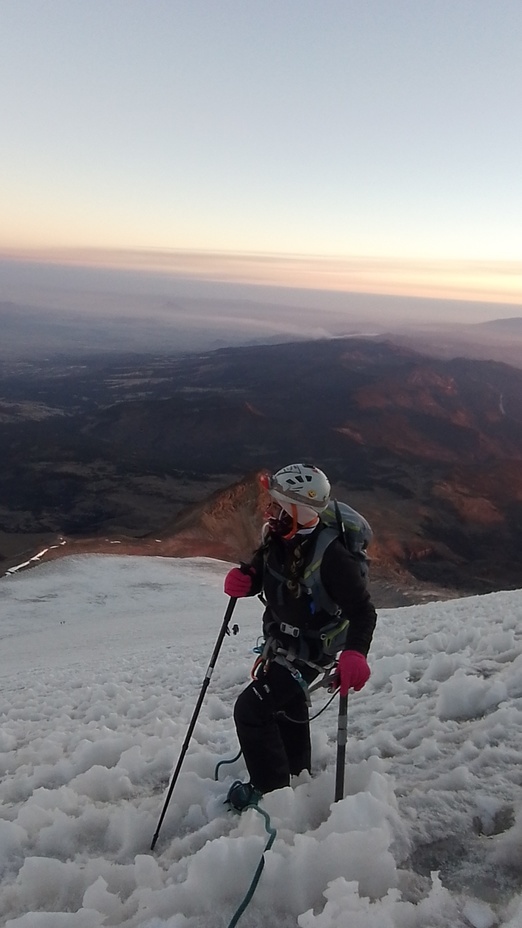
[1,246,521,306]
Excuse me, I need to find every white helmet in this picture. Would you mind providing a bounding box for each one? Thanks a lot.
[261,463,331,526]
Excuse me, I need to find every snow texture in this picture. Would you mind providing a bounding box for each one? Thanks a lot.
[1,554,522,927]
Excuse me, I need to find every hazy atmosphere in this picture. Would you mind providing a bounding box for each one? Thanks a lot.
[1,0,521,319]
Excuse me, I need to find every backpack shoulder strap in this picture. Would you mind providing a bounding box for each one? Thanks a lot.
[301,525,339,615]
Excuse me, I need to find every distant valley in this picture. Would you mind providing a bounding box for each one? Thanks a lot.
[1,334,522,602]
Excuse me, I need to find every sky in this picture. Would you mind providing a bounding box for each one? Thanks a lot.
[1,553,522,927]
[1,0,522,312]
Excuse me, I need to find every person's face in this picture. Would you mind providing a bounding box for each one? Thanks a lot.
[263,497,295,536]
[264,498,283,521]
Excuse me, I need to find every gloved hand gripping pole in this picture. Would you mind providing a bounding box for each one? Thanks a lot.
[150,597,238,851]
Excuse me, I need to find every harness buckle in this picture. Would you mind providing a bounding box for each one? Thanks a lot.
[280,622,300,638]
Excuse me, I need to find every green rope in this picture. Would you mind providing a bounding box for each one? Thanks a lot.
[214,749,243,781]
[227,803,277,928]
[217,664,335,924]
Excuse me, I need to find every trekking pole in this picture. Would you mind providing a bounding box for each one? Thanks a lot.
[334,692,348,802]
[333,499,349,802]
[150,597,238,851]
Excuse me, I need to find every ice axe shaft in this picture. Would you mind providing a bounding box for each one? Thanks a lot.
[150,597,238,851]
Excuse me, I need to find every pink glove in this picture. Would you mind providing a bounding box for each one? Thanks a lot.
[335,650,370,696]
[224,566,255,598]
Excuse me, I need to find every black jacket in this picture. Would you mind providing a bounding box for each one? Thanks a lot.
[247,524,377,662]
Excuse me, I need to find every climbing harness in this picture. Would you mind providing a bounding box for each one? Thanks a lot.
[250,633,338,703]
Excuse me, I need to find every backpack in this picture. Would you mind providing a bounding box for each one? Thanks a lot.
[319,500,373,562]
[300,500,372,655]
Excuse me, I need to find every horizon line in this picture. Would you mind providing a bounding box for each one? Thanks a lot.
[1,245,521,306]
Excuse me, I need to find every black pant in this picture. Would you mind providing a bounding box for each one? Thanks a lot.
[233,661,313,794]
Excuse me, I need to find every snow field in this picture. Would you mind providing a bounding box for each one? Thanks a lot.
[1,556,522,926]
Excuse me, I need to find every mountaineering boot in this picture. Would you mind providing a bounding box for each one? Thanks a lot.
[226,780,263,812]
